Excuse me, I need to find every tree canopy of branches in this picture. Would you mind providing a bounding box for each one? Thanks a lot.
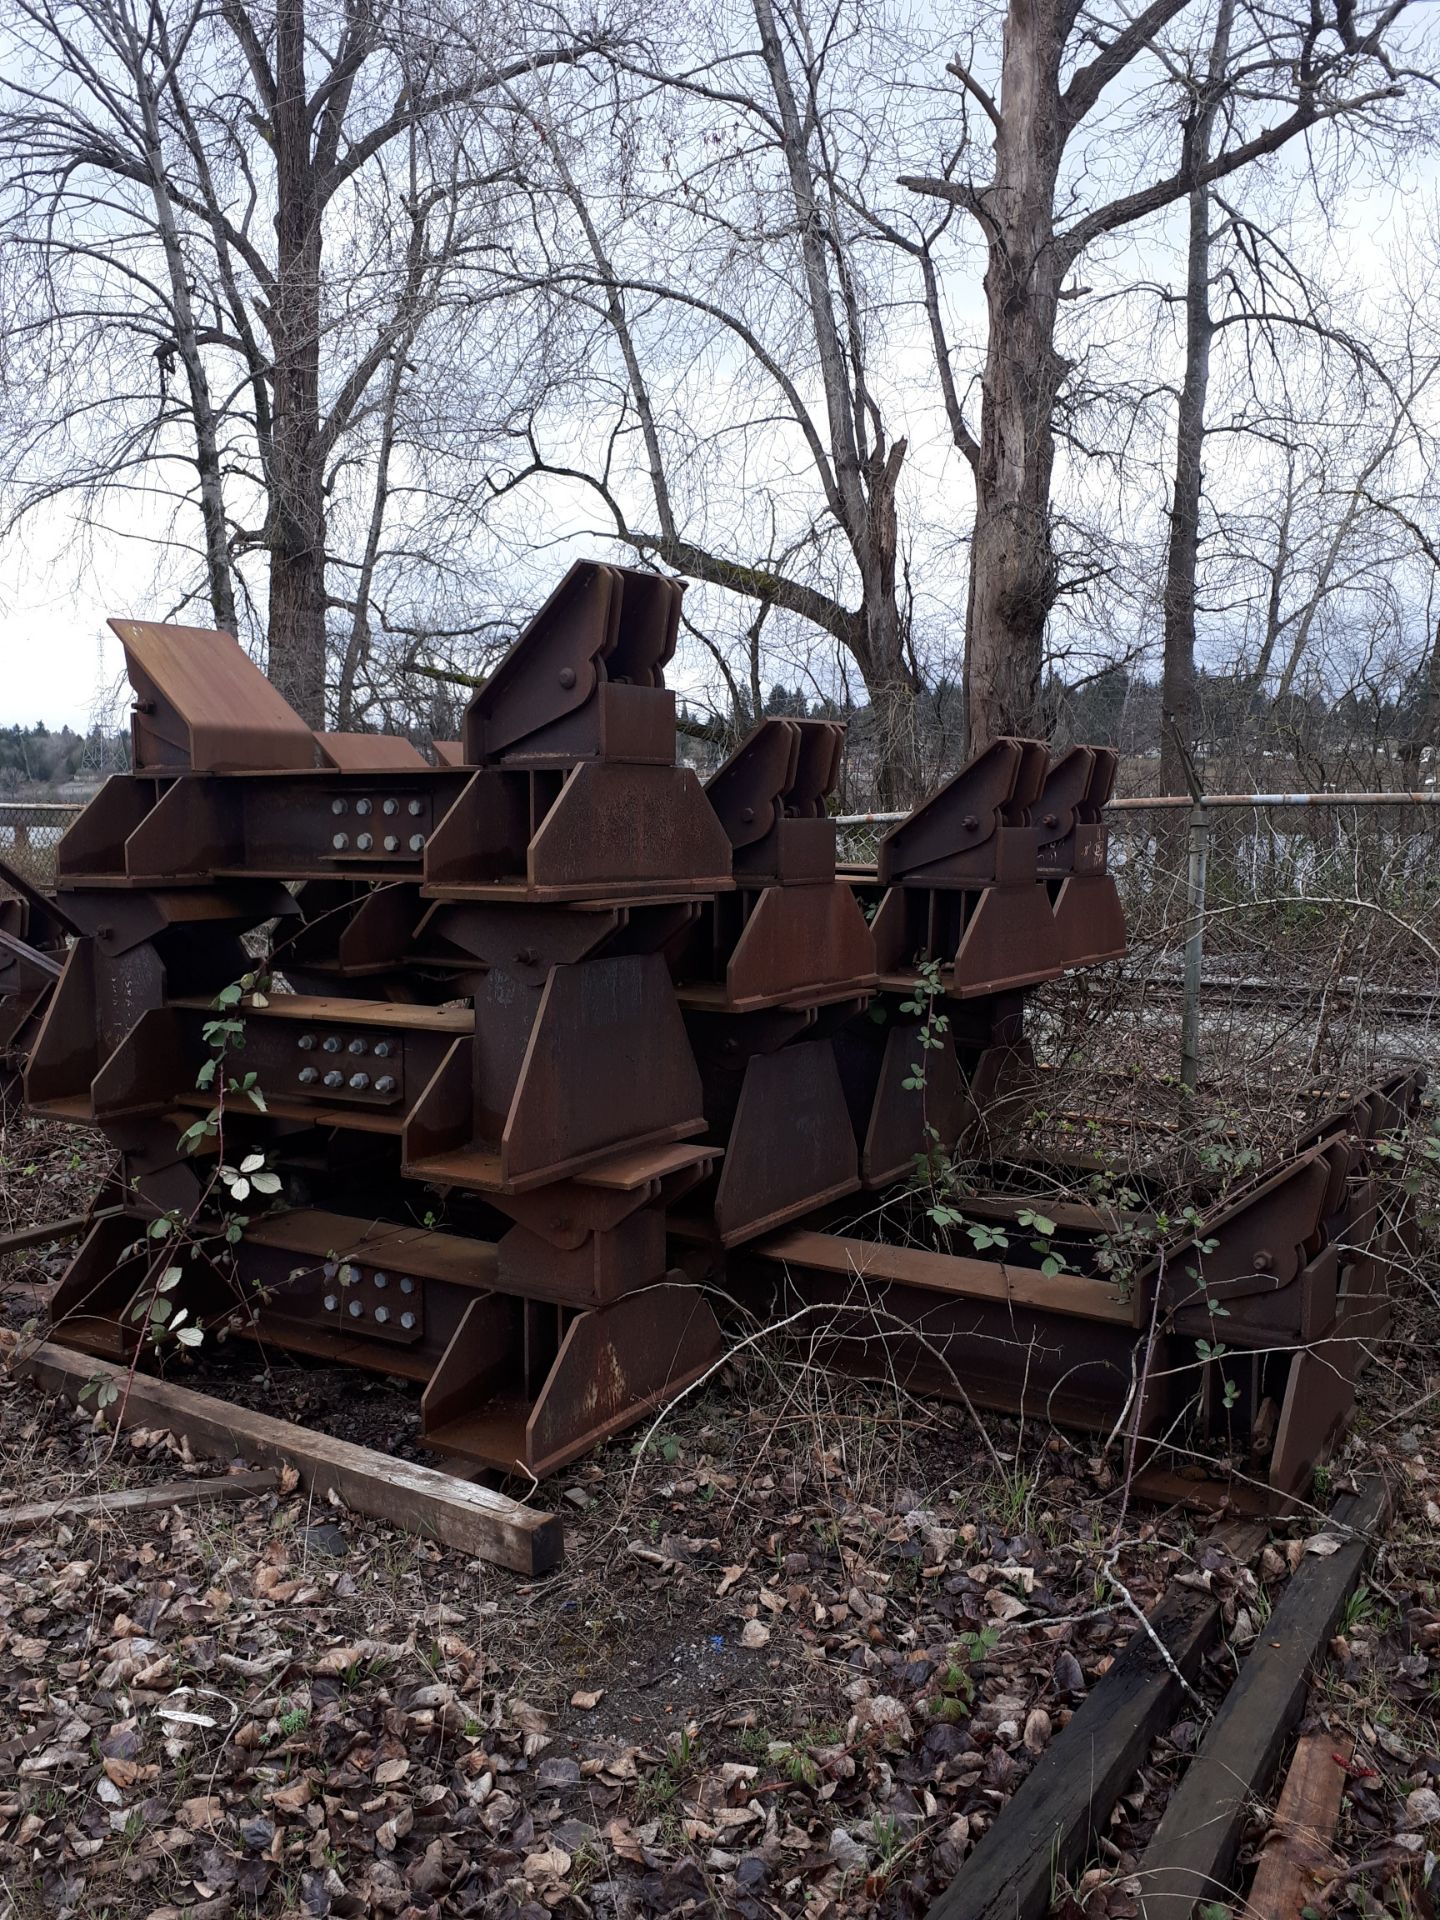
[0,0,618,721]
[1,0,1438,793]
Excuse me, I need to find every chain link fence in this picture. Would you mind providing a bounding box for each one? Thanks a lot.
[838,799,1440,1127]
[0,802,82,888]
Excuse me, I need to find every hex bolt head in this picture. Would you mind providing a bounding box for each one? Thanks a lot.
[408,833,425,853]
[400,1276,415,1295]
[323,1069,344,1089]
[383,835,399,852]
[408,798,424,816]
[375,1075,397,1095]
[331,798,348,816]
[356,833,373,852]
[355,797,372,816]
[373,1040,393,1058]
[348,1299,364,1318]
[332,832,349,851]
[298,1066,318,1085]
[322,1035,342,1052]
[297,1033,316,1050]
[383,797,399,816]
[347,1037,368,1055]
[373,1272,388,1289]
[374,1305,390,1324]
[400,1311,416,1330]
[349,1072,370,1091]
[323,1293,339,1312]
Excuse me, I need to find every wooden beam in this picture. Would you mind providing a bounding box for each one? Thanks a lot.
[10,1340,564,1576]
[927,1521,1266,1920]
[1244,1729,1353,1918]
[0,1467,280,1530]
[926,1587,1220,1920]
[1136,1478,1386,1918]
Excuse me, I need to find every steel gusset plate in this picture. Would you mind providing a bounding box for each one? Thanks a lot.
[462,562,681,768]
[704,716,846,883]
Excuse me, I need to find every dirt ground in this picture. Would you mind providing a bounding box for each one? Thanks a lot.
[3,1093,1440,1920]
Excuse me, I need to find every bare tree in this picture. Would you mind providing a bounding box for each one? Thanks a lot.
[901,0,1426,748]
[0,0,613,721]
[489,0,939,801]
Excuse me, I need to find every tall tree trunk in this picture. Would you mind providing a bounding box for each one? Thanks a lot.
[964,0,1067,750]
[1159,0,1234,795]
[267,0,328,724]
[856,455,921,805]
[129,2,235,632]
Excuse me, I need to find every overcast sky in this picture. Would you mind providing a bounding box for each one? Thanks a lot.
[0,138,1431,734]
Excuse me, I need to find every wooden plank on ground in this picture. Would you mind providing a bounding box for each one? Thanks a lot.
[927,1521,1266,1920]
[0,1466,280,1530]
[926,1586,1220,1920]
[9,1339,564,1576]
[1135,1477,1387,1919]
[1244,1728,1353,1918]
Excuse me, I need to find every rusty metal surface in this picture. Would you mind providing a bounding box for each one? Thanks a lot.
[111,618,317,773]
[704,716,845,884]
[16,561,1405,1506]
[317,732,430,771]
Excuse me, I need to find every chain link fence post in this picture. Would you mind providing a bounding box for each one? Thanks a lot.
[1180,801,1211,1095]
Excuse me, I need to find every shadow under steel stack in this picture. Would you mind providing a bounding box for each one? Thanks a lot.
[1,558,1422,1507]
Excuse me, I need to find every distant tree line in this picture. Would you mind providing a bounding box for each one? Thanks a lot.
[0,724,129,793]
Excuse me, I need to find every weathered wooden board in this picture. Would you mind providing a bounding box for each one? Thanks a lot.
[1136,1477,1386,1918]
[10,1340,564,1575]
[0,1466,279,1530]
[1244,1728,1353,1918]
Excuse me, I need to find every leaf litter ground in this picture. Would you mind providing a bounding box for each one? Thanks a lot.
[2,1106,1440,1919]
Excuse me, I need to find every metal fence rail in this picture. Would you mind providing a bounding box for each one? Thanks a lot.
[838,791,1440,1094]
